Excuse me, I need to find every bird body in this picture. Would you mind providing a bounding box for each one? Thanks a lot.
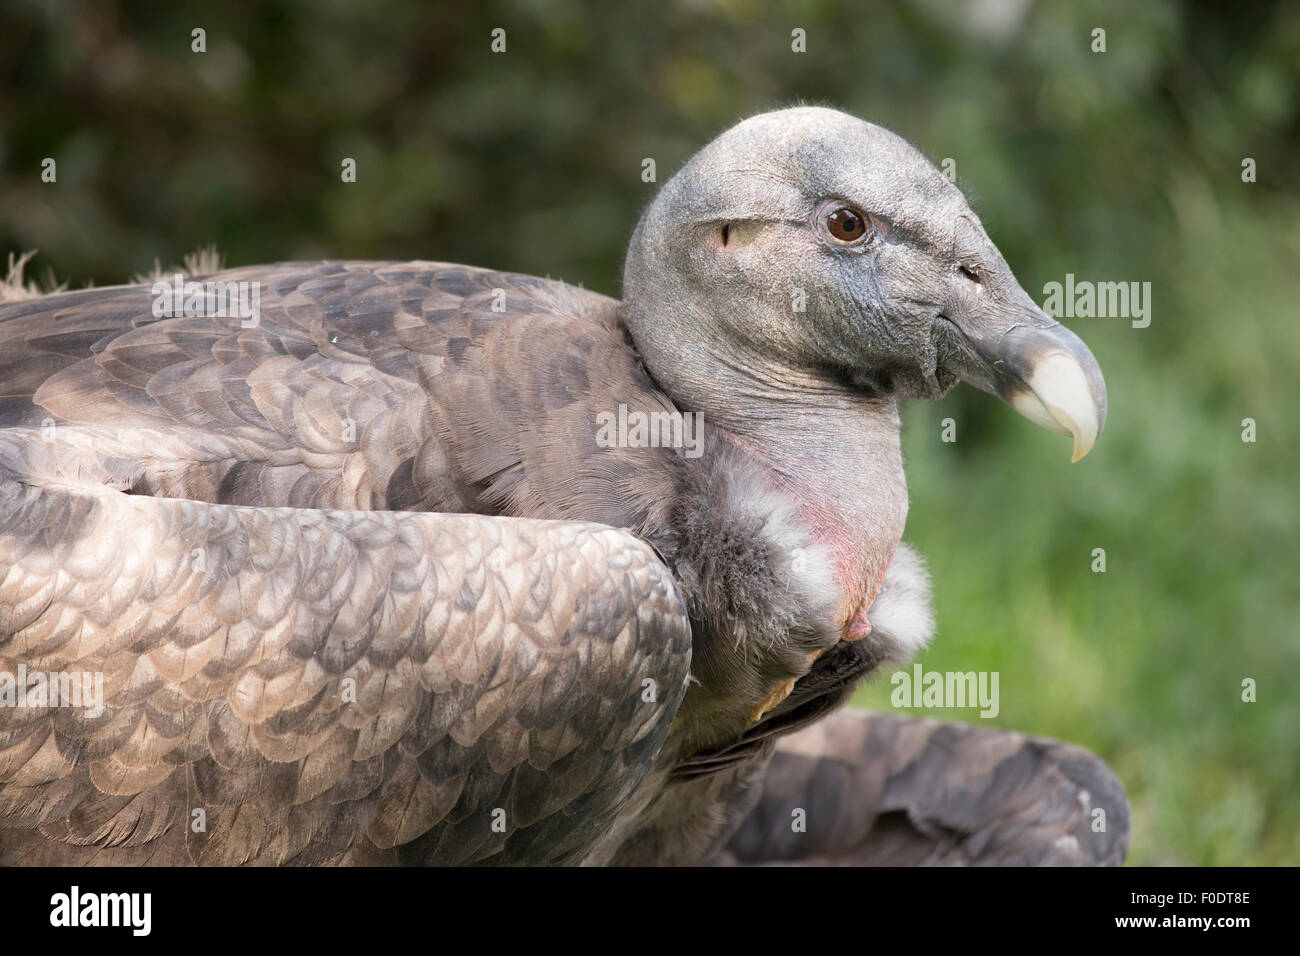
[0,107,1125,865]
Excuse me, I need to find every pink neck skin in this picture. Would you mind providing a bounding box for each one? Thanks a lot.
[713,397,910,639]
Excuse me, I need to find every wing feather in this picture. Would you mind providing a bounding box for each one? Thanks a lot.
[0,438,691,865]
[710,707,1130,866]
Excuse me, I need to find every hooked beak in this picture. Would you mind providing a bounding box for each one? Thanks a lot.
[938,303,1108,462]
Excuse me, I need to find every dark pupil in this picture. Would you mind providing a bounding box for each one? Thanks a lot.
[832,210,861,237]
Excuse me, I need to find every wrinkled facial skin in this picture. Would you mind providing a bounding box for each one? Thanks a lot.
[625,107,1106,461]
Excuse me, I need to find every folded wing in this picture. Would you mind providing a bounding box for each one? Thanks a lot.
[0,436,691,865]
[709,708,1130,866]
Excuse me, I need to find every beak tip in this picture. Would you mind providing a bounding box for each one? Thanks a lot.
[1028,351,1104,464]
[1060,413,1092,463]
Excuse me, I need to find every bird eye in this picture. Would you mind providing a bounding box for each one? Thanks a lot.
[823,206,870,245]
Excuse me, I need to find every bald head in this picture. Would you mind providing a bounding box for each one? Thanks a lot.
[641,107,966,245]
[624,106,1106,461]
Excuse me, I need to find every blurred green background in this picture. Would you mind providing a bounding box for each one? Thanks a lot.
[2,0,1297,864]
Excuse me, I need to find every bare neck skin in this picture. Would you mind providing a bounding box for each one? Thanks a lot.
[665,337,911,637]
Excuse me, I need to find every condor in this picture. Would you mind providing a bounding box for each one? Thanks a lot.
[0,107,1125,866]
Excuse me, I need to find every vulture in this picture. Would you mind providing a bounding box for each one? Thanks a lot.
[0,106,1127,866]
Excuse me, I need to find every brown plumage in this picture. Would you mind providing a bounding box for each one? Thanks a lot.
[0,262,701,865]
[0,107,1125,865]
[709,709,1130,866]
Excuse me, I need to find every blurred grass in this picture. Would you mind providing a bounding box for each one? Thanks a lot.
[2,0,1298,864]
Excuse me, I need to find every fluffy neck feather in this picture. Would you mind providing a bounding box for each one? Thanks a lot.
[674,351,911,636]
[657,381,909,754]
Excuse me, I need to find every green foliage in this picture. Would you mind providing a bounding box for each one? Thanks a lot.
[3,0,1297,864]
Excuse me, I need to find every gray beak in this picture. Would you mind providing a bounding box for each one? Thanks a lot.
[940,304,1108,462]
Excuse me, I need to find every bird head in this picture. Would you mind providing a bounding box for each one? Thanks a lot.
[623,106,1106,461]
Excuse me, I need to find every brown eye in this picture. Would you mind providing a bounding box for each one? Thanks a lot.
[825,206,868,243]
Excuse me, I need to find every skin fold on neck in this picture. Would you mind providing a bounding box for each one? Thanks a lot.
[658,333,912,638]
